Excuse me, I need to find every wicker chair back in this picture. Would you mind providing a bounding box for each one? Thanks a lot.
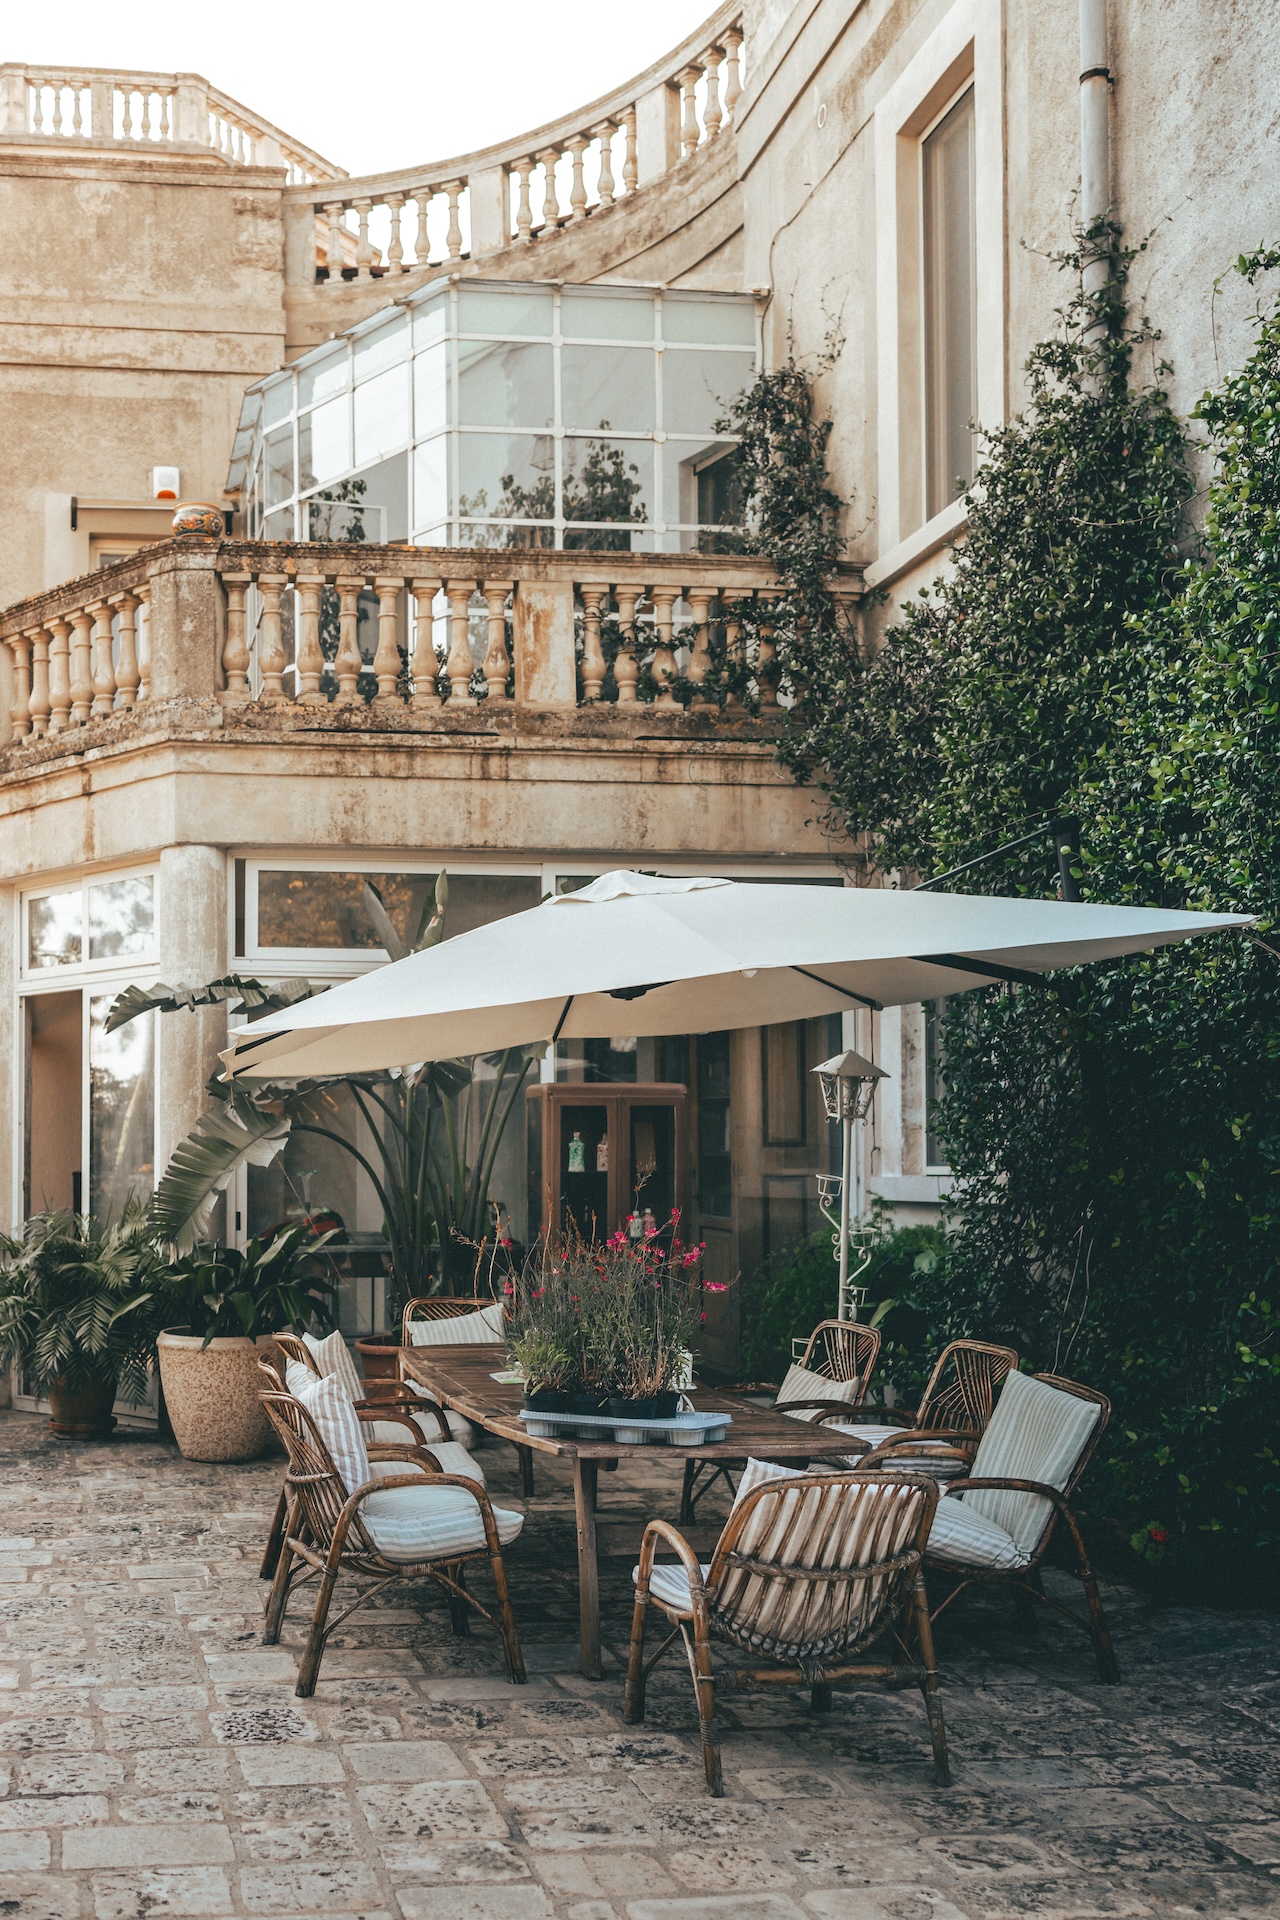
[797,1319,881,1388]
[400,1295,505,1343]
[273,1332,321,1377]
[916,1339,1019,1433]
[256,1361,378,1563]
[706,1471,938,1665]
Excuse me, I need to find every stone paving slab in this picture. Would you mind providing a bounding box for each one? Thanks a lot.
[1,1409,1278,1920]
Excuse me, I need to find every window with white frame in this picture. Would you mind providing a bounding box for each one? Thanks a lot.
[17,870,160,1224]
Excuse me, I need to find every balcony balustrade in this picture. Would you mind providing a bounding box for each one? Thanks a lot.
[0,63,341,184]
[0,538,861,748]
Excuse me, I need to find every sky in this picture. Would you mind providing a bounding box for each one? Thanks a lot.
[20,0,717,176]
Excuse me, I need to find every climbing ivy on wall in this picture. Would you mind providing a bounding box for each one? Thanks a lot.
[724,235,1280,1584]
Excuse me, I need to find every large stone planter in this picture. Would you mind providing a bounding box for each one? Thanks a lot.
[156,1330,280,1462]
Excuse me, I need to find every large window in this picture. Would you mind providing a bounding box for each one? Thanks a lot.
[922,88,977,520]
[230,280,758,554]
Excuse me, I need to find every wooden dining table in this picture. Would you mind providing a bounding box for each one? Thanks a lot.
[398,1343,863,1678]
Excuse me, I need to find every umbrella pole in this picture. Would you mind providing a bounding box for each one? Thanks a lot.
[838,1108,852,1322]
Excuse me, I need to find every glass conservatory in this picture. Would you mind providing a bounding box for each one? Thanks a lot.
[228,279,758,550]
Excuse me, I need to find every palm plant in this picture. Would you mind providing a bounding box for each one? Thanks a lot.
[163,1222,338,1345]
[108,874,538,1314]
[0,1204,168,1405]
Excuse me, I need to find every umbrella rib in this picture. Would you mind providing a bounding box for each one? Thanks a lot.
[912,952,1045,988]
[551,996,574,1043]
[791,966,883,1012]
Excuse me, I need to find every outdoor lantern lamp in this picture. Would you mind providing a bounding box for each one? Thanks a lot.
[813,1050,888,1321]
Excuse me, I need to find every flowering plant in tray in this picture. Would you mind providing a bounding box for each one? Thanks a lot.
[505,1213,726,1417]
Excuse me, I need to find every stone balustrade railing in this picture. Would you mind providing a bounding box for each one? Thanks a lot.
[0,64,341,185]
[291,3,744,284]
[0,540,862,743]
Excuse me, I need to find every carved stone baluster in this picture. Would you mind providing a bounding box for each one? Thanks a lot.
[443,579,476,704]
[444,182,464,261]
[539,150,562,229]
[110,593,140,707]
[7,633,31,738]
[513,161,534,243]
[120,89,135,140]
[135,587,151,702]
[650,585,679,706]
[71,85,83,138]
[257,574,288,702]
[69,609,93,725]
[579,584,609,702]
[386,193,405,274]
[723,27,743,119]
[685,587,714,704]
[702,50,723,136]
[294,574,326,703]
[756,595,778,706]
[622,107,638,194]
[612,586,640,703]
[139,91,153,141]
[159,91,172,141]
[372,575,404,702]
[333,575,365,704]
[324,201,345,281]
[482,581,514,701]
[567,136,588,221]
[27,626,51,735]
[594,125,615,207]
[89,600,116,716]
[722,594,744,708]
[410,577,442,706]
[47,616,71,730]
[353,199,374,281]
[221,572,252,704]
[679,68,703,157]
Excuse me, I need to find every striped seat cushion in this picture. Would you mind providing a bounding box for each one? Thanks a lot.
[632,1561,711,1613]
[775,1362,862,1422]
[301,1328,364,1402]
[926,1494,1027,1570]
[403,1385,477,1450]
[406,1303,506,1346]
[360,1483,523,1563]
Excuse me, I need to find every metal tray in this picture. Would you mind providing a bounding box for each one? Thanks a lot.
[517,1408,734,1446]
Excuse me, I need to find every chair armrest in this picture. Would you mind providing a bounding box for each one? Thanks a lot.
[377,1388,452,1441]
[359,1380,415,1403]
[857,1428,981,1464]
[945,1474,1068,1505]
[365,1442,441,1470]
[777,1396,868,1421]
[635,1517,708,1607]
[353,1405,428,1444]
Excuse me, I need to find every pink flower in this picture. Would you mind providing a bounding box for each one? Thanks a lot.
[704,1280,729,1293]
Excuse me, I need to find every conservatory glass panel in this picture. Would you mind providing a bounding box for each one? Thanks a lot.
[354,313,408,378]
[412,292,449,346]
[264,428,295,508]
[458,434,555,522]
[262,377,293,427]
[662,349,755,436]
[663,298,757,345]
[413,343,449,437]
[457,286,553,336]
[560,291,653,340]
[563,437,652,534]
[298,397,350,489]
[413,437,449,531]
[354,365,410,468]
[561,345,654,432]
[457,340,554,428]
[298,346,349,409]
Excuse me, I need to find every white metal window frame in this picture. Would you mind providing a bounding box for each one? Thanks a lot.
[19,863,161,984]
[870,0,1004,572]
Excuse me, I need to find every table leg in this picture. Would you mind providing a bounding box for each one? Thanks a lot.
[573,1457,601,1680]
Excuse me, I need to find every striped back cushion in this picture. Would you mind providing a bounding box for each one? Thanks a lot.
[288,1370,370,1496]
[964,1370,1100,1556]
[407,1303,505,1346]
[302,1329,365,1402]
[716,1465,927,1661]
[774,1362,862,1421]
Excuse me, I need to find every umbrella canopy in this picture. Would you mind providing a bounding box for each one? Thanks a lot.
[221,870,1251,1082]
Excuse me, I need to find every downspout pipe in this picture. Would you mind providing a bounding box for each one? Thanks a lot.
[1079,0,1112,302]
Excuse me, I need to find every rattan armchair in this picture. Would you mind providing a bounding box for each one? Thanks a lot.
[257,1361,525,1697]
[864,1369,1120,1684]
[821,1339,1019,1477]
[400,1295,508,1342]
[625,1467,949,1795]
[680,1319,882,1520]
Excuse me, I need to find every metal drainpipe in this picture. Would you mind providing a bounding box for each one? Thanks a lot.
[1079,0,1112,301]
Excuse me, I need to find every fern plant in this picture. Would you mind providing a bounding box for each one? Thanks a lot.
[0,1205,169,1405]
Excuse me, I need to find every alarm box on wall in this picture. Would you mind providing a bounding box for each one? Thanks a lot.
[526,1083,688,1244]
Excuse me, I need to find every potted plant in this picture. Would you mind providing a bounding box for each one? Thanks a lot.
[0,1206,168,1438]
[156,1223,336,1462]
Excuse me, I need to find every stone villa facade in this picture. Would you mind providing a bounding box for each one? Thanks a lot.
[0,0,1275,1394]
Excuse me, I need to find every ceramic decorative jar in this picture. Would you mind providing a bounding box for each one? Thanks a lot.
[171,501,225,537]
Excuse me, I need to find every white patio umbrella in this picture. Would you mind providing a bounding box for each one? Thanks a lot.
[220,870,1250,1082]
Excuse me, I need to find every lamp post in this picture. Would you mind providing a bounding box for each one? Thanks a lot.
[813,1049,887,1321]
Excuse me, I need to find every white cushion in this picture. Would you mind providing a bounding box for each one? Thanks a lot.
[367,1441,486,1487]
[927,1494,1028,1571]
[632,1560,711,1613]
[731,1456,809,1511]
[288,1353,488,1484]
[301,1328,364,1402]
[406,1303,505,1346]
[965,1371,1101,1556]
[403,1384,476,1450]
[360,1482,523,1563]
[287,1370,370,1495]
[774,1362,863,1422]
[827,1422,968,1479]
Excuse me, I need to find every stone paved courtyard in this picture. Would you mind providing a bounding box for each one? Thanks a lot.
[1,1409,1278,1920]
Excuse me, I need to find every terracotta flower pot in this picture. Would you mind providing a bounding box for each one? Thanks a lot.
[354,1332,401,1381]
[156,1330,280,1463]
[47,1372,118,1439]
